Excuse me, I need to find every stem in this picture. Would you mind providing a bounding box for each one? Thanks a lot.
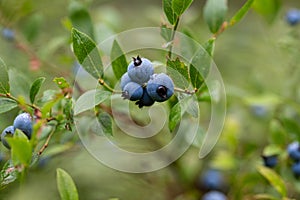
[38,128,55,155]
[174,87,197,95]
[168,17,180,59]
[0,93,40,111]
[98,79,122,94]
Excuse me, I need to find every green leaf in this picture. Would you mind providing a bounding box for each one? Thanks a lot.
[169,101,181,132]
[203,0,228,33]
[163,0,177,25]
[167,57,190,88]
[0,98,18,114]
[68,1,94,40]
[7,129,32,166]
[63,99,73,120]
[189,38,215,89]
[253,194,278,200]
[252,0,281,23]
[257,166,287,197]
[56,168,79,200]
[229,0,254,26]
[30,77,45,104]
[0,58,10,94]
[172,0,193,16]
[0,160,18,189]
[53,77,70,90]
[72,28,103,79]
[74,90,111,115]
[160,24,173,42]
[111,40,128,80]
[97,112,113,136]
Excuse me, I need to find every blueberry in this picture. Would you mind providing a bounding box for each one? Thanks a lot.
[146,73,174,102]
[286,9,300,26]
[262,155,278,168]
[198,169,225,191]
[292,162,300,177]
[202,191,227,200]
[135,88,155,108]
[127,56,154,85]
[13,112,33,139]
[251,105,267,117]
[120,72,132,91]
[1,126,15,149]
[2,28,15,41]
[122,82,143,101]
[287,141,300,161]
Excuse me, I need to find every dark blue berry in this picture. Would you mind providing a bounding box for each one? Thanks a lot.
[1,126,15,149]
[147,73,174,102]
[2,28,15,41]
[286,9,300,26]
[127,56,154,85]
[292,162,300,177]
[251,105,267,117]
[135,88,155,108]
[262,155,278,168]
[287,141,300,161]
[120,72,132,91]
[202,191,227,200]
[122,82,143,101]
[198,169,224,191]
[13,113,33,139]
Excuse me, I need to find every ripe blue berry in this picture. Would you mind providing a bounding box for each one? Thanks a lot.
[13,112,33,139]
[202,191,227,200]
[135,88,155,108]
[2,28,15,41]
[198,169,225,191]
[122,82,143,101]
[120,72,132,91]
[262,155,278,168]
[1,126,15,149]
[147,73,174,102]
[287,141,300,161]
[127,56,154,85]
[292,162,300,177]
[286,9,300,26]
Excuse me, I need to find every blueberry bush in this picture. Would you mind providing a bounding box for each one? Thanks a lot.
[0,0,300,199]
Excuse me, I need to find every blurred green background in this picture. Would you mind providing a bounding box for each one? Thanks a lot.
[1,0,300,199]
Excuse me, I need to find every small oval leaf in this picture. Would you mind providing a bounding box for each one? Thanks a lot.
[74,90,111,115]
[0,98,18,114]
[72,28,103,79]
[257,166,287,197]
[97,112,113,137]
[163,0,177,25]
[230,0,254,26]
[172,0,193,16]
[56,168,79,200]
[203,0,228,33]
[0,58,10,94]
[30,77,45,104]
[111,40,128,80]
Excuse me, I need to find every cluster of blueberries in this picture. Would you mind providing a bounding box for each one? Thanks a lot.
[197,169,228,200]
[1,113,33,149]
[287,141,300,177]
[120,56,174,108]
[286,9,300,26]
